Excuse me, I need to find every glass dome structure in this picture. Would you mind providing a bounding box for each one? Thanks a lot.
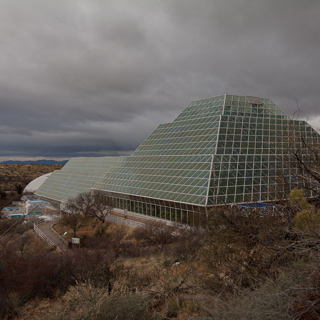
[36,94,320,225]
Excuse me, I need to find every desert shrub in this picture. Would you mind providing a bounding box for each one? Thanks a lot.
[196,259,320,320]
[170,227,204,260]
[0,248,116,319]
[162,294,202,319]
[0,219,33,238]
[81,232,110,249]
[291,265,320,320]
[82,224,128,258]
[14,221,33,235]
[149,262,196,302]
[289,188,311,211]
[132,222,177,252]
[93,222,108,236]
[120,240,144,257]
[164,295,183,318]
[68,249,114,287]
[0,292,16,320]
[163,258,180,268]
[106,224,128,258]
[0,163,62,192]
[0,252,75,302]
[289,189,320,235]
[294,209,320,233]
[95,292,153,320]
[45,282,155,320]
[0,220,15,235]
[201,205,298,290]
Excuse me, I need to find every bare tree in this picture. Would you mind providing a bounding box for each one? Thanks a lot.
[291,135,320,197]
[91,191,114,223]
[74,191,95,217]
[278,115,320,200]
[61,191,114,228]
[60,197,84,237]
[61,213,84,238]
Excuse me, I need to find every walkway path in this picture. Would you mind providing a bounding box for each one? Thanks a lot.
[37,221,68,250]
[35,211,167,249]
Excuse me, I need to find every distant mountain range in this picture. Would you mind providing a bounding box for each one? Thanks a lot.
[0,160,68,165]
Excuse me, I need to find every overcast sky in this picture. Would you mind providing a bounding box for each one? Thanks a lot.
[1,0,319,161]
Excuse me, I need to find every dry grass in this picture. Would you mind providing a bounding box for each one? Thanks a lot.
[0,220,48,253]
[15,298,60,320]
[3,205,320,320]
[53,217,128,243]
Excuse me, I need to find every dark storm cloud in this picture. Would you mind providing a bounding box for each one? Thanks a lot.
[0,0,320,160]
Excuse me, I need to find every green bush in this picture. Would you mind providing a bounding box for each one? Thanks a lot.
[294,209,320,232]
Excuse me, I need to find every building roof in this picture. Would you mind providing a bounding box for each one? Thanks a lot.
[24,173,52,193]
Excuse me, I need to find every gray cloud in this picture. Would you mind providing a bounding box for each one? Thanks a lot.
[1,0,320,160]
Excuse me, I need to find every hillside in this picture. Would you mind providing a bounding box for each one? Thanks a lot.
[1,194,320,319]
[0,163,64,192]
[0,160,68,165]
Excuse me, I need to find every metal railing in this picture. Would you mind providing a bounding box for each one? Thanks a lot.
[33,221,55,247]
[12,201,23,205]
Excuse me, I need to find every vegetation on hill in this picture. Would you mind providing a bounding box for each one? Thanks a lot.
[0,163,63,193]
[0,160,67,165]
[1,192,320,319]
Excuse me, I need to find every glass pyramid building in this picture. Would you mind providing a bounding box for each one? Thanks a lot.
[37,94,320,225]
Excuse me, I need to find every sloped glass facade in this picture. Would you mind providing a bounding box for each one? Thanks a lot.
[36,94,320,224]
[37,157,123,203]
[209,95,318,205]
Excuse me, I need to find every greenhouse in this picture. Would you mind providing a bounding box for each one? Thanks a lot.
[36,94,320,225]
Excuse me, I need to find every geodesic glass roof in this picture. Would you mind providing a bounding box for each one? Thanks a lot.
[36,157,123,202]
[37,94,320,206]
[92,95,228,205]
[93,154,212,206]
